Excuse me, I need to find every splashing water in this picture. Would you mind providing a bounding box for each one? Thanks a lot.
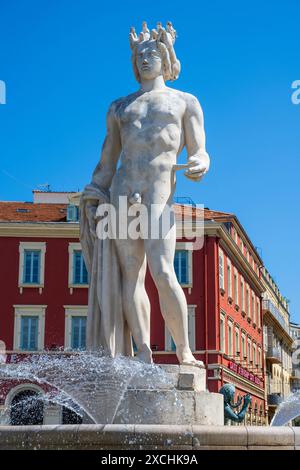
[0,351,176,424]
[271,390,300,426]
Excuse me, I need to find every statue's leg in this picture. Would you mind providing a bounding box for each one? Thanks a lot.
[144,224,203,367]
[114,236,152,363]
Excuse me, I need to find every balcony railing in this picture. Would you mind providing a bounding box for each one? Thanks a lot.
[262,299,289,333]
[291,369,300,380]
[266,346,282,364]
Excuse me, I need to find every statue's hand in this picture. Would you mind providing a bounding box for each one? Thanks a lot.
[86,204,97,239]
[243,394,252,406]
[184,153,210,182]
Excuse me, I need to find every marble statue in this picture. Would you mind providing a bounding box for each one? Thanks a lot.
[219,384,252,424]
[80,22,210,367]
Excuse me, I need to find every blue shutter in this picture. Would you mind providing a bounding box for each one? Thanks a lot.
[71,317,86,349]
[23,250,41,284]
[20,316,38,350]
[73,251,81,284]
[81,257,88,284]
[32,251,40,283]
[73,251,88,284]
[174,250,189,284]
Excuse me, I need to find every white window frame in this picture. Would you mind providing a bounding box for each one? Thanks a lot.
[18,242,46,293]
[219,248,225,291]
[64,306,88,349]
[13,305,46,351]
[165,305,196,351]
[175,242,193,288]
[241,277,245,312]
[68,243,89,292]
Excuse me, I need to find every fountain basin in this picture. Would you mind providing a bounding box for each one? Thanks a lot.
[0,425,299,450]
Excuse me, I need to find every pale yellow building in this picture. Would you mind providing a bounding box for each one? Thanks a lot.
[261,267,294,423]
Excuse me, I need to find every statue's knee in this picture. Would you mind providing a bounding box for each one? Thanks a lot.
[154,270,173,291]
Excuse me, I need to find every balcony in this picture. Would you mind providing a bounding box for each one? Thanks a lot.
[266,346,282,364]
[267,393,283,407]
[262,300,289,333]
[291,369,300,380]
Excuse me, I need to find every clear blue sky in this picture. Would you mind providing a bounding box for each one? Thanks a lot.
[1,1,299,322]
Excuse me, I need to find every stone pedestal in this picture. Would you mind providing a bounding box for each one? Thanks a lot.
[88,364,223,426]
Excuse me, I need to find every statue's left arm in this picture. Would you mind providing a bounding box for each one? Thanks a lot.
[183,94,210,181]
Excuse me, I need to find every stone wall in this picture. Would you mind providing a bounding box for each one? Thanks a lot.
[0,425,299,450]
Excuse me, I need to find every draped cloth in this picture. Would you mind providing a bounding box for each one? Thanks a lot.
[79,184,133,357]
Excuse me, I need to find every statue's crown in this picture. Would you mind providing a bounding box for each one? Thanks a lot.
[129,21,177,50]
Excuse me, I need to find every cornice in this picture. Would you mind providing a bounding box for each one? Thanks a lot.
[204,221,265,294]
[0,222,79,238]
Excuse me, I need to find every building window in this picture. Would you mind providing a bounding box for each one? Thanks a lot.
[71,316,86,350]
[227,258,232,298]
[174,243,193,287]
[73,251,88,285]
[220,313,225,353]
[235,326,240,356]
[20,316,39,351]
[241,277,245,312]
[165,305,196,351]
[68,243,89,291]
[234,269,239,305]
[174,250,188,284]
[242,333,246,359]
[13,306,46,351]
[23,250,41,284]
[253,342,257,366]
[246,286,250,318]
[252,292,255,323]
[228,320,233,356]
[248,337,252,364]
[18,242,46,292]
[258,347,262,368]
[67,205,79,222]
[219,249,225,290]
[64,306,88,349]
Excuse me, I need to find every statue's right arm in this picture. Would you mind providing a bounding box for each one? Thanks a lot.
[90,102,121,193]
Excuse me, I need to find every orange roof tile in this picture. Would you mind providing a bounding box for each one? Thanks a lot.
[0,201,231,223]
[0,202,67,222]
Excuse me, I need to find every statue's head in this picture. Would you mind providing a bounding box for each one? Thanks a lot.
[129,22,181,83]
[219,383,236,405]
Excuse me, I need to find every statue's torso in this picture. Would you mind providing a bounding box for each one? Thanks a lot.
[111,88,188,202]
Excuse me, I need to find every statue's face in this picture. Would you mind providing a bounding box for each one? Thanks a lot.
[136,41,163,81]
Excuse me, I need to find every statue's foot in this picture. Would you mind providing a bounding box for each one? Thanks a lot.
[177,348,205,368]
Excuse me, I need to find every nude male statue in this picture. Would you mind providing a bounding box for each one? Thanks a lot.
[81,23,210,367]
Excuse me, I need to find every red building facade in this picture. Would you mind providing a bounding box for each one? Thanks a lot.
[0,192,267,424]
